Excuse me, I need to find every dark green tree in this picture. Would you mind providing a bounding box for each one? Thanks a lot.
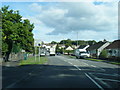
[1,6,34,61]
[51,41,57,44]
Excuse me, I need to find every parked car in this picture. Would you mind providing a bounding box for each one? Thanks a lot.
[74,49,90,59]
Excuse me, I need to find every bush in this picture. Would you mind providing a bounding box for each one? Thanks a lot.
[99,50,108,59]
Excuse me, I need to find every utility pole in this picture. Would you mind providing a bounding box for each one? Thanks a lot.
[77,31,79,47]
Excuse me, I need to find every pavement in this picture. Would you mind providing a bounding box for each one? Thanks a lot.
[2,61,20,67]
[2,55,120,89]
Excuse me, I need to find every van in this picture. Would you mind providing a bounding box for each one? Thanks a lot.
[74,49,90,59]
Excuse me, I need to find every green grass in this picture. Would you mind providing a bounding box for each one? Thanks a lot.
[68,55,76,58]
[84,58,105,61]
[19,56,48,65]
[108,62,120,65]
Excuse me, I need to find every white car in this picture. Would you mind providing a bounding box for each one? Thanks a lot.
[78,51,90,59]
[74,49,90,59]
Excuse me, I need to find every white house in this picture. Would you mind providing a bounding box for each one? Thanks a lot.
[106,40,120,57]
[87,41,110,57]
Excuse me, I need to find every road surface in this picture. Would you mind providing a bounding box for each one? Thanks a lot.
[2,55,120,89]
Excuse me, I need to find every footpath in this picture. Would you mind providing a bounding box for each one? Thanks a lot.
[1,58,20,67]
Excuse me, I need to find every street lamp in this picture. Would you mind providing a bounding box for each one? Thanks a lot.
[38,43,41,62]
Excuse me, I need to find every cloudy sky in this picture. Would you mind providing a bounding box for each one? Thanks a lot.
[2,0,119,43]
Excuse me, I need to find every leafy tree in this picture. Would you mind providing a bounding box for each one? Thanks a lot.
[55,44,61,53]
[87,40,97,46]
[64,50,73,55]
[1,6,34,61]
[51,41,57,44]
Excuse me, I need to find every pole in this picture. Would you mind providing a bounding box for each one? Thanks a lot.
[39,46,40,62]
[63,40,64,54]
[35,46,36,62]
[77,31,78,47]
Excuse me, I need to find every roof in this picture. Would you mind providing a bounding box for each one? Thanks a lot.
[78,45,89,49]
[65,46,74,50]
[106,40,120,49]
[87,42,107,51]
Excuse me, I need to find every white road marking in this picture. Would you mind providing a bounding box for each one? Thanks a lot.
[82,63,89,66]
[91,72,120,77]
[91,65,96,67]
[89,73,112,88]
[58,56,107,89]
[85,73,104,90]
[73,65,82,70]
[95,78,120,83]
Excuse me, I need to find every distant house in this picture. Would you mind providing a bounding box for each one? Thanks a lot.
[72,45,79,49]
[65,46,74,51]
[87,41,110,57]
[64,46,74,55]
[58,44,65,49]
[106,40,120,58]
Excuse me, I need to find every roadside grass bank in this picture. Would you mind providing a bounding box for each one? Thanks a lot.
[19,56,48,65]
[65,54,120,65]
[85,58,120,65]
[84,58,105,62]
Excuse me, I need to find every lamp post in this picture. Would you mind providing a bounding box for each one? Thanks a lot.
[34,41,37,62]
[38,43,40,62]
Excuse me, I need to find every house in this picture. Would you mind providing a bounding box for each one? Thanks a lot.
[44,44,57,51]
[65,46,74,51]
[77,45,89,50]
[58,44,65,49]
[64,46,74,55]
[71,45,79,49]
[86,41,110,57]
[106,40,120,58]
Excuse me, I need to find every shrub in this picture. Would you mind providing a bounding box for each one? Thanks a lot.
[99,50,108,59]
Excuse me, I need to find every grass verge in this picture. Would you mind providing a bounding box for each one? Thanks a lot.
[85,58,105,62]
[19,56,48,65]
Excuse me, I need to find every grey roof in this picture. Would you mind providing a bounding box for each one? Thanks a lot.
[78,45,88,49]
[106,40,120,49]
[87,42,107,51]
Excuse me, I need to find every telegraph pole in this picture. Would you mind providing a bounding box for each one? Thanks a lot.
[77,31,79,47]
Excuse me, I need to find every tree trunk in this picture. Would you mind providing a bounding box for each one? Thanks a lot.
[4,51,11,62]
[4,41,13,62]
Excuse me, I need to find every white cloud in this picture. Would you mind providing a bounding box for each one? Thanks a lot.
[31,2,117,35]
[28,3,42,13]
[25,2,118,42]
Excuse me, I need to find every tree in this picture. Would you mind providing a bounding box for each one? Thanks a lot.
[51,41,57,44]
[1,6,34,61]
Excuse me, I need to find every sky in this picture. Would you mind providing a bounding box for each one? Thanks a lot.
[1,0,119,43]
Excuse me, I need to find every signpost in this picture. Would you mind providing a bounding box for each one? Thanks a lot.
[34,39,42,62]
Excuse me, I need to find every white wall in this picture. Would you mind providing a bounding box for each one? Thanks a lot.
[98,42,110,56]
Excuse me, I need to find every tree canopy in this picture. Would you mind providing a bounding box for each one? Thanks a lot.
[1,6,34,61]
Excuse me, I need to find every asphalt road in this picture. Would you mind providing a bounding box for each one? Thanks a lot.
[2,55,120,89]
